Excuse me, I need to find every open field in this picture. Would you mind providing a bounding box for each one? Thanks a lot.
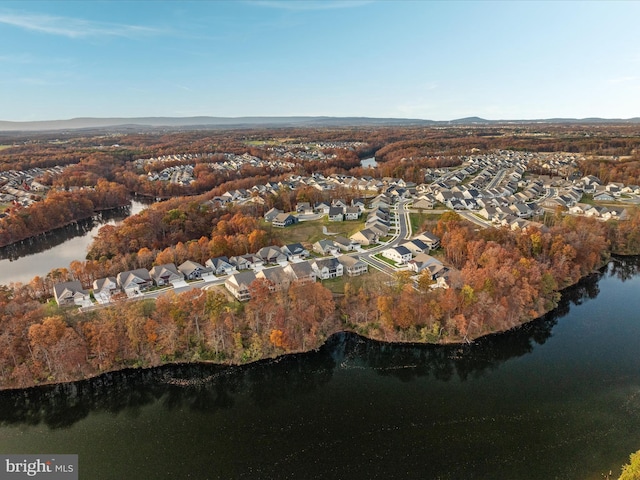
[266,217,366,245]
[409,212,442,234]
[0,145,15,151]
[319,269,389,295]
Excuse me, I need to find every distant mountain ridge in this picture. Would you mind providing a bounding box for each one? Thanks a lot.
[1,115,639,132]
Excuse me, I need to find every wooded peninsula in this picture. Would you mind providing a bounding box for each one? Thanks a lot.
[1,123,639,390]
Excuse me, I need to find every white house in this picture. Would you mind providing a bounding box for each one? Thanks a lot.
[382,246,413,264]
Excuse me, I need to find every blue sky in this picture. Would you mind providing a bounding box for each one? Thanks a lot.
[1,0,639,121]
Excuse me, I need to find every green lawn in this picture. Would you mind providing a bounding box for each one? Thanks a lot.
[579,193,595,205]
[266,217,367,245]
[374,253,399,267]
[0,145,14,151]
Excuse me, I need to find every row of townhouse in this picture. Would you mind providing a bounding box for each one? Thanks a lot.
[224,255,368,301]
[53,242,312,305]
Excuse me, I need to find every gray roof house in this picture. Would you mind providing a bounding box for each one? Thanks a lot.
[333,235,358,251]
[206,256,237,275]
[53,281,90,307]
[313,239,339,256]
[178,260,213,280]
[225,270,257,301]
[256,266,291,292]
[264,207,283,222]
[337,255,368,276]
[382,246,413,264]
[281,243,309,261]
[311,258,344,280]
[284,261,316,284]
[149,264,184,286]
[257,246,288,265]
[350,228,379,246]
[117,269,153,294]
[272,213,298,228]
[93,277,117,295]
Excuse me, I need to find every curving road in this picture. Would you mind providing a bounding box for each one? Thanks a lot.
[356,200,412,276]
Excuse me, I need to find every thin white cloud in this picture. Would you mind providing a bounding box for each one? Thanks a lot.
[0,11,161,38]
[247,1,373,11]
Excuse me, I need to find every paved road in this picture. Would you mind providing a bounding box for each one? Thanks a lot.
[458,211,492,228]
[487,169,506,189]
[356,200,412,276]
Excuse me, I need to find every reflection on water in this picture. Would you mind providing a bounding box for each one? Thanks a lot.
[0,261,609,428]
[0,257,639,480]
[0,199,151,285]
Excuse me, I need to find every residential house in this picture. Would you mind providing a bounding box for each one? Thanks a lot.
[264,207,283,222]
[328,206,344,222]
[350,228,379,246]
[314,201,331,214]
[284,261,317,285]
[281,243,309,261]
[311,258,344,279]
[53,281,90,307]
[230,254,264,271]
[344,206,361,220]
[351,198,366,211]
[313,239,340,256]
[593,191,615,202]
[509,203,532,218]
[117,269,153,294]
[337,255,368,276]
[225,270,257,301]
[382,246,413,264]
[178,260,213,280]
[412,197,435,210]
[407,254,445,279]
[206,256,237,275]
[415,232,440,249]
[296,202,312,214]
[333,235,358,251]
[149,263,184,286]
[93,277,117,296]
[272,213,299,228]
[569,204,587,215]
[256,266,291,292]
[257,246,288,265]
[401,239,430,255]
[367,222,390,238]
[332,199,349,209]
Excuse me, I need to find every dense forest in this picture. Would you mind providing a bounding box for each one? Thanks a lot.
[1,206,639,390]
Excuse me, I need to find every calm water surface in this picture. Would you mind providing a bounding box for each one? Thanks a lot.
[360,156,377,168]
[1,258,639,479]
[0,199,150,285]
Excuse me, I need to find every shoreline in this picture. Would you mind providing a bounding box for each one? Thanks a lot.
[0,259,613,393]
[0,201,131,249]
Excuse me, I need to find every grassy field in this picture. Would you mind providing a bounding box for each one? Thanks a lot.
[579,193,595,205]
[319,269,389,295]
[266,217,367,245]
[409,212,442,234]
[0,145,15,151]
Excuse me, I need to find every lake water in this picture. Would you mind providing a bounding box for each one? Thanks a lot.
[0,199,150,285]
[0,258,639,479]
[360,156,377,168]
